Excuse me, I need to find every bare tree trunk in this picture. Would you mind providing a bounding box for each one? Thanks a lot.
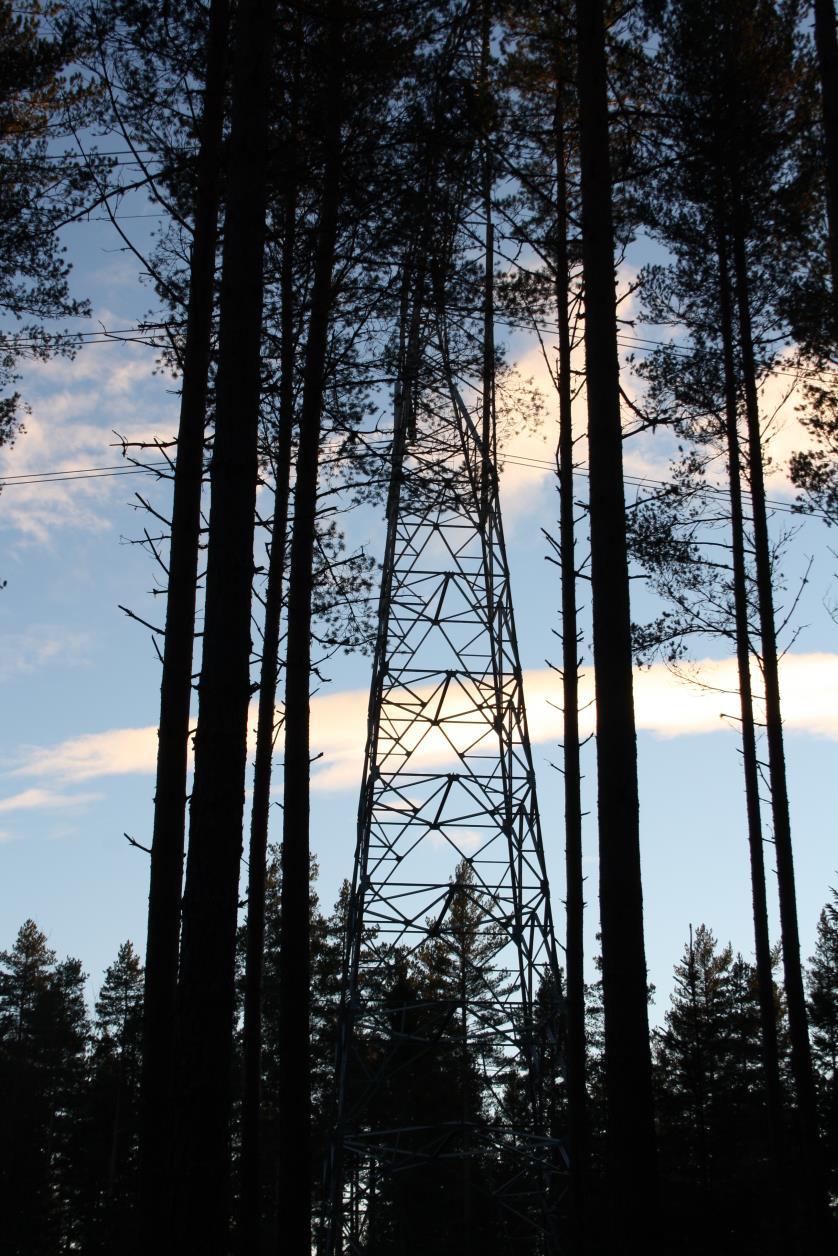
[139,0,228,1241]
[716,229,787,1251]
[239,171,298,1255]
[731,226,829,1245]
[552,69,587,1255]
[814,0,838,316]
[479,0,493,532]
[170,0,273,1245]
[276,3,343,1249]
[574,0,658,1245]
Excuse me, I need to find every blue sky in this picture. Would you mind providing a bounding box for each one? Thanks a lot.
[1,205,837,1022]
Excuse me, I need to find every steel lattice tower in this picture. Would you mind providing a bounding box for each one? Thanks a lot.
[322,284,567,1253]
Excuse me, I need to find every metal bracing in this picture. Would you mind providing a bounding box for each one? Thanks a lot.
[322,295,566,1253]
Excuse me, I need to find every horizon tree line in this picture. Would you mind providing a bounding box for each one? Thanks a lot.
[1,875,836,1251]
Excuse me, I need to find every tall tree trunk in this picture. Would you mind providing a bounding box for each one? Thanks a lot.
[139,0,228,1241]
[574,0,658,1245]
[716,228,787,1251]
[731,226,829,1244]
[814,0,838,317]
[479,0,493,532]
[553,67,587,1255]
[276,3,343,1249]
[239,172,298,1254]
[170,0,273,1245]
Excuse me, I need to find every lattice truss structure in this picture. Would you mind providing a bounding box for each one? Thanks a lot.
[323,322,567,1254]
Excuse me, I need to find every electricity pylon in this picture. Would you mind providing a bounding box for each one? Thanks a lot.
[322,265,566,1252]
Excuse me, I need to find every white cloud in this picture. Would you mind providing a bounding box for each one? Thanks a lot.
[12,725,159,783]
[309,651,838,791]
[8,653,838,796]
[529,653,838,743]
[0,626,91,682]
[429,828,485,852]
[498,329,830,519]
[496,340,684,523]
[0,319,180,545]
[0,787,103,814]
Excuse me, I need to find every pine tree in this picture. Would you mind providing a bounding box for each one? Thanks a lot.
[171,0,274,1239]
[0,922,91,1254]
[275,0,447,1241]
[133,0,230,1237]
[233,849,340,1247]
[634,1,826,1240]
[574,1,659,1243]
[813,0,838,319]
[655,925,784,1253]
[0,0,94,444]
[0,921,60,1250]
[354,862,532,1256]
[86,942,144,1253]
[499,7,590,1237]
[806,887,838,1200]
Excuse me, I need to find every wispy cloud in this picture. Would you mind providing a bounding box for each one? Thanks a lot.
[498,341,682,522]
[0,626,92,682]
[12,725,159,783]
[310,651,838,791]
[0,787,103,814]
[0,317,179,545]
[501,335,824,516]
[7,653,837,800]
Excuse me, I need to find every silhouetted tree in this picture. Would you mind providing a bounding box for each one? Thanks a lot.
[171,0,274,1243]
[0,0,95,440]
[128,0,231,1240]
[0,921,90,1254]
[86,941,144,1253]
[574,0,659,1242]
[655,925,783,1252]
[806,886,838,1199]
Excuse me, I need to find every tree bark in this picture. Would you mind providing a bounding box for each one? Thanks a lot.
[731,225,829,1244]
[170,0,273,1245]
[553,66,587,1255]
[480,0,494,531]
[814,0,838,317]
[716,228,787,1250]
[276,2,343,1249]
[138,0,228,1241]
[239,168,298,1254]
[574,0,658,1245]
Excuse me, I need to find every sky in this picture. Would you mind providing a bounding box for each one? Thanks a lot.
[1,200,837,1026]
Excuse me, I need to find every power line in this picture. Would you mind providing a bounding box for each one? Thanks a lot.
[1,306,833,392]
[1,315,832,386]
[0,461,171,487]
[0,323,182,350]
[1,448,827,522]
[65,213,167,224]
[41,149,157,160]
[498,452,822,519]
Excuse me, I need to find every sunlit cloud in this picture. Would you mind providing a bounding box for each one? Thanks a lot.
[0,315,179,545]
[309,651,838,791]
[498,341,684,521]
[0,787,103,814]
[500,330,828,517]
[7,653,837,800]
[12,725,160,783]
